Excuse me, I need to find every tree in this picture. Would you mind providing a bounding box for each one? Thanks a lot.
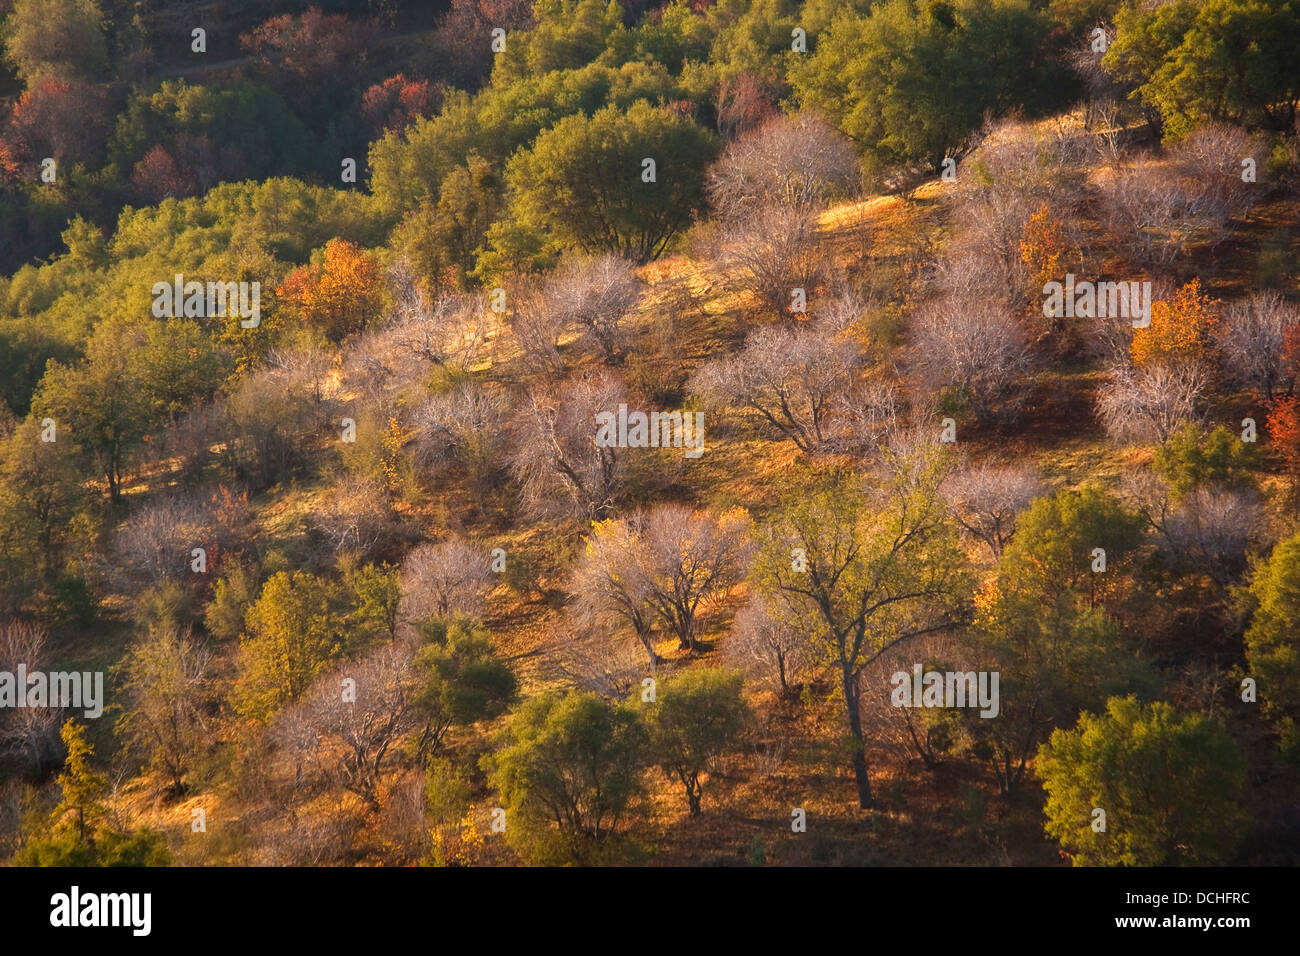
[413,381,509,508]
[1216,291,1300,401]
[1131,280,1220,370]
[1099,159,1218,267]
[637,505,754,653]
[361,75,440,138]
[791,0,1061,176]
[996,483,1146,607]
[0,620,62,773]
[912,297,1036,424]
[647,668,751,816]
[276,239,386,344]
[233,571,346,724]
[547,254,642,364]
[508,370,628,519]
[1267,395,1300,481]
[280,642,420,811]
[0,416,82,583]
[693,321,862,452]
[389,155,503,293]
[500,99,718,263]
[412,618,517,759]
[487,689,648,863]
[1097,360,1208,444]
[32,319,154,504]
[1038,696,1247,865]
[1,0,107,84]
[726,595,810,695]
[1105,0,1300,140]
[115,627,215,796]
[705,112,860,223]
[51,720,106,843]
[1242,530,1300,719]
[718,203,826,319]
[399,537,495,630]
[240,7,377,118]
[0,78,112,177]
[941,462,1044,559]
[570,516,662,666]
[430,0,536,91]
[1151,422,1261,502]
[572,505,752,664]
[751,451,969,808]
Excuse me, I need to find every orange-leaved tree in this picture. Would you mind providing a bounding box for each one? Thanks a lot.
[276,238,385,343]
[1131,279,1220,369]
[1020,202,1066,305]
[1267,396,1300,480]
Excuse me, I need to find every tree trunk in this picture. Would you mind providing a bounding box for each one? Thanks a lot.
[843,667,872,809]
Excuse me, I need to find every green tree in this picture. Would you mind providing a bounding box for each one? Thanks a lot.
[751,451,970,808]
[487,689,648,863]
[0,415,82,582]
[233,571,345,723]
[1241,530,1300,718]
[2,0,108,84]
[997,483,1146,608]
[792,0,1061,175]
[1038,696,1248,865]
[646,668,751,816]
[32,319,153,504]
[413,618,518,758]
[1105,0,1300,139]
[51,719,106,842]
[1152,422,1262,501]
[497,99,718,265]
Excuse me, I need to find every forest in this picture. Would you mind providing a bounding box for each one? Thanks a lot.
[0,0,1298,867]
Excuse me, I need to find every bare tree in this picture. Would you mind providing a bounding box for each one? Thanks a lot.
[706,112,860,223]
[1096,360,1207,443]
[0,620,62,774]
[509,370,628,519]
[1216,290,1299,401]
[547,254,642,364]
[114,492,213,587]
[510,277,569,380]
[912,297,1036,423]
[941,462,1044,559]
[568,515,660,666]
[719,203,826,318]
[399,536,495,630]
[309,472,412,564]
[413,380,509,505]
[1099,159,1214,268]
[550,629,646,699]
[725,594,810,696]
[278,642,419,811]
[1159,487,1261,591]
[693,323,862,452]
[1125,469,1261,594]
[638,504,754,653]
[383,278,490,378]
[1172,123,1259,239]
